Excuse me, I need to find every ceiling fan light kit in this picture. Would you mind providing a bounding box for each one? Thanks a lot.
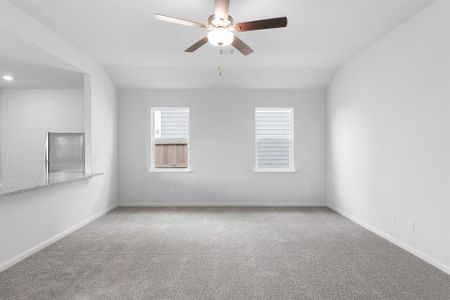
[155,0,288,56]
[208,28,234,47]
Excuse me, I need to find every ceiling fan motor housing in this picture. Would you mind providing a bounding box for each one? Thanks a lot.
[209,14,234,28]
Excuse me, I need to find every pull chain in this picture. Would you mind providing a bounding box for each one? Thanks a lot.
[218,47,223,76]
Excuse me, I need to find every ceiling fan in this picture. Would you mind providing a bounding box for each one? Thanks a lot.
[154,0,288,56]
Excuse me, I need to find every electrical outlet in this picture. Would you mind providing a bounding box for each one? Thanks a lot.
[408,220,415,232]
[391,213,398,224]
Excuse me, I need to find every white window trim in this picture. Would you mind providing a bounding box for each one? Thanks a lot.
[148,107,191,173]
[254,107,295,173]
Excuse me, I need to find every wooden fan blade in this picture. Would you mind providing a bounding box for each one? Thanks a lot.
[232,36,254,56]
[185,37,209,52]
[214,0,230,22]
[154,14,206,28]
[235,17,288,32]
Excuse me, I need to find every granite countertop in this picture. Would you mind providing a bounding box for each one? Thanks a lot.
[0,172,103,197]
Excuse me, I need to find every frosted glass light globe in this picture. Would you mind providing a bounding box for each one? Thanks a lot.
[208,28,234,47]
[2,74,14,81]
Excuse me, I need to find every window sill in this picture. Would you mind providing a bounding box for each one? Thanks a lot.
[254,168,296,173]
[150,168,192,173]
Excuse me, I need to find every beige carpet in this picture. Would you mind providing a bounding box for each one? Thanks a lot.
[0,207,449,299]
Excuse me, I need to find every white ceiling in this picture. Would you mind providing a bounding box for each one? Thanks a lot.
[8,0,434,90]
[0,27,84,89]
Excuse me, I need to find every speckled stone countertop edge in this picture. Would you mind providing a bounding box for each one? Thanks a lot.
[0,172,103,197]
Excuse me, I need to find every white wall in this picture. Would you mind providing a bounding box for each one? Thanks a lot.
[0,89,84,179]
[119,89,326,206]
[327,0,450,273]
[0,1,118,270]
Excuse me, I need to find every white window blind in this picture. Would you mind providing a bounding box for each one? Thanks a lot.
[255,108,294,171]
[154,108,189,139]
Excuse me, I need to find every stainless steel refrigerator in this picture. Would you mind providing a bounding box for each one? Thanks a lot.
[46,133,85,173]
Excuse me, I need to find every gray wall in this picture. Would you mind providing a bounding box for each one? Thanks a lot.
[0,89,84,179]
[0,2,118,271]
[327,0,450,273]
[119,89,326,206]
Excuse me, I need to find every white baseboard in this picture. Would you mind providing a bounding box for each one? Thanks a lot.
[119,202,327,207]
[6,202,446,276]
[0,204,118,273]
[328,205,450,275]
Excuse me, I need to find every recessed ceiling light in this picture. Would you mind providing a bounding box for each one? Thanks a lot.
[2,74,14,82]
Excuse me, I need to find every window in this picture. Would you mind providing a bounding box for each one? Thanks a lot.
[150,107,190,172]
[255,108,294,172]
